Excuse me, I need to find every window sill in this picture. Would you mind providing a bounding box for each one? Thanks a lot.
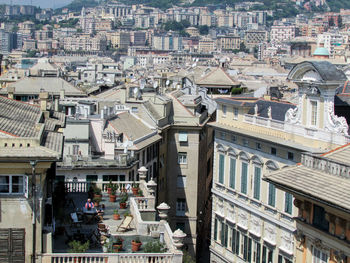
[250,199,262,207]
[237,193,249,201]
[264,205,277,214]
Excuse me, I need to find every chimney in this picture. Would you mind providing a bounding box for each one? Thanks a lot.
[7,86,15,100]
[39,91,49,111]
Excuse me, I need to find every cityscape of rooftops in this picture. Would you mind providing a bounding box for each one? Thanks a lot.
[0,0,349,263]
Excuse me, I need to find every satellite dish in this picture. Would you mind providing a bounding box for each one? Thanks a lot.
[166,80,170,86]
[133,87,138,95]
[153,82,158,89]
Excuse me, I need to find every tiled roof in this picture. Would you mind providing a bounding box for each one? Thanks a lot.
[247,99,296,122]
[196,67,240,87]
[321,143,350,166]
[264,165,350,212]
[0,77,86,96]
[0,96,41,137]
[42,131,63,154]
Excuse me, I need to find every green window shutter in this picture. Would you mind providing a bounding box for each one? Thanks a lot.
[232,228,236,253]
[285,192,293,214]
[214,218,218,240]
[229,158,236,188]
[256,243,261,263]
[219,154,225,184]
[235,231,240,255]
[221,221,225,245]
[224,224,228,247]
[248,237,252,262]
[253,167,261,200]
[241,162,248,194]
[268,183,276,207]
[262,246,267,263]
[243,235,248,260]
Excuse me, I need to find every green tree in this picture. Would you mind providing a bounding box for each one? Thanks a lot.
[337,15,343,28]
[199,25,209,35]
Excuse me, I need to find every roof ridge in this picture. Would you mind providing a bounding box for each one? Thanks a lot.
[320,142,350,157]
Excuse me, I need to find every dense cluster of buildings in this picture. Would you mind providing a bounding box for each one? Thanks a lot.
[0,1,350,263]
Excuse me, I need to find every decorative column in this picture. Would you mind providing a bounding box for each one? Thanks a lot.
[147,178,157,196]
[138,166,147,183]
[172,229,186,251]
[157,202,170,222]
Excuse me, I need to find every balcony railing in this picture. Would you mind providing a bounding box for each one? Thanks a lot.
[59,154,137,168]
[41,253,178,263]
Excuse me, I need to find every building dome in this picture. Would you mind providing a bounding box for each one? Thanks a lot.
[313,47,330,56]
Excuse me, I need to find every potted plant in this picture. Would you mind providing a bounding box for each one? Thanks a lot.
[119,193,128,209]
[143,240,166,253]
[123,211,130,218]
[109,187,117,202]
[137,189,144,197]
[132,183,139,195]
[112,237,123,252]
[68,240,90,252]
[131,236,142,252]
[93,185,102,199]
[113,209,120,220]
[102,238,111,253]
[94,196,102,207]
[106,180,113,195]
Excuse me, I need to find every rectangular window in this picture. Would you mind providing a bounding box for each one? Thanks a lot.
[219,154,225,184]
[214,218,218,241]
[231,228,236,253]
[177,175,186,188]
[268,183,276,207]
[252,240,261,263]
[231,135,237,142]
[131,107,138,113]
[0,175,24,194]
[243,139,249,147]
[256,142,262,150]
[241,162,248,194]
[284,192,293,214]
[234,107,239,119]
[312,246,328,263]
[239,233,248,259]
[262,245,273,263]
[313,204,329,231]
[176,198,186,216]
[179,131,188,142]
[271,147,277,155]
[220,132,225,140]
[229,158,236,189]
[178,152,187,164]
[287,152,294,161]
[253,167,261,200]
[278,255,292,263]
[222,105,227,116]
[311,100,317,126]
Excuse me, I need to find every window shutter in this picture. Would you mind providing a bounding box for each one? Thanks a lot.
[0,229,9,262]
[254,167,261,200]
[221,222,225,245]
[268,183,276,207]
[235,231,240,255]
[256,243,261,263]
[214,218,218,240]
[232,228,236,253]
[262,246,267,263]
[229,158,236,188]
[219,155,225,184]
[241,163,248,194]
[224,224,228,247]
[243,235,248,260]
[10,229,25,262]
[24,176,29,199]
[285,192,292,214]
[248,238,252,262]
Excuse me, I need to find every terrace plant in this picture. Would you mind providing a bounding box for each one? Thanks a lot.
[132,182,139,195]
[113,209,120,220]
[143,240,166,253]
[131,236,142,252]
[119,193,128,209]
[68,240,90,253]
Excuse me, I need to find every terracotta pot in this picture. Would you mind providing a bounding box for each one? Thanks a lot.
[113,214,120,220]
[120,202,127,209]
[109,194,116,202]
[94,194,102,199]
[131,241,142,252]
[107,187,112,195]
[112,243,123,252]
[132,187,139,195]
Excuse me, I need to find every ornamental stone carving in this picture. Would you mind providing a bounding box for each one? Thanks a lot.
[326,101,349,135]
[285,98,302,124]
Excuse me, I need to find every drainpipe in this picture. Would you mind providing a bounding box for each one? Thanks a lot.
[30,160,37,263]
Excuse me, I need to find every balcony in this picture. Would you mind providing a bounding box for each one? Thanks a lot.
[58,154,138,169]
[41,168,184,263]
